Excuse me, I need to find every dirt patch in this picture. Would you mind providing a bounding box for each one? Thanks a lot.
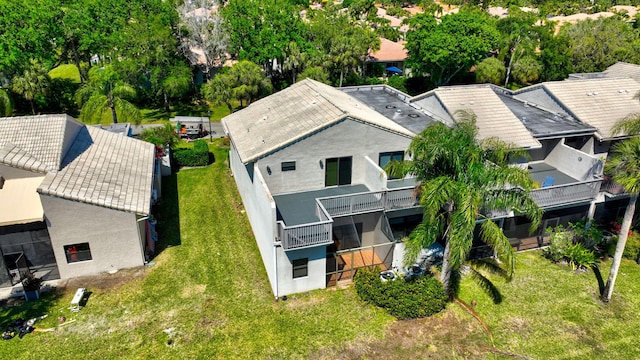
[57,267,148,293]
[312,309,493,359]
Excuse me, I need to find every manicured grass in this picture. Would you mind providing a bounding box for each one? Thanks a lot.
[0,141,392,359]
[457,251,640,359]
[48,64,81,83]
[2,140,640,358]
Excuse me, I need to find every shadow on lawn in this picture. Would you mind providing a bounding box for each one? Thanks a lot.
[152,172,181,256]
[0,291,64,328]
[592,265,605,296]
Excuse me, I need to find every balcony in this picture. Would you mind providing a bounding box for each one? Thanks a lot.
[274,186,419,251]
[528,162,601,208]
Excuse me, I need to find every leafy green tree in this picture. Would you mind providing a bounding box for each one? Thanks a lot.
[475,57,505,85]
[0,88,13,117]
[11,59,51,115]
[561,17,640,73]
[202,72,235,113]
[539,32,573,81]
[222,0,309,71]
[228,60,272,107]
[496,7,546,86]
[75,66,141,124]
[297,66,331,84]
[405,11,500,86]
[511,57,543,85]
[0,0,63,77]
[283,42,308,85]
[388,113,541,298]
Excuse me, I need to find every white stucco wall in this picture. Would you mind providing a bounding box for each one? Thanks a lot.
[257,119,411,195]
[229,141,279,295]
[364,156,387,192]
[546,141,602,181]
[39,195,145,279]
[276,245,326,296]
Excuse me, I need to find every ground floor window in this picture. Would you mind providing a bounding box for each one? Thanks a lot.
[292,258,308,278]
[64,243,92,263]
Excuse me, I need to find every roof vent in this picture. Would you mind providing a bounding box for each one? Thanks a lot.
[587,92,593,96]
[311,100,317,104]
[521,116,527,123]
[385,105,397,109]
[619,89,625,93]
[469,101,475,105]
[408,113,420,118]
[396,109,402,113]
[524,101,529,108]
[593,91,599,96]
[261,116,268,121]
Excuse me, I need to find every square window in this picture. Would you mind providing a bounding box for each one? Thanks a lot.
[64,243,92,263]
[292,258,308,278]
[281,161,296,171]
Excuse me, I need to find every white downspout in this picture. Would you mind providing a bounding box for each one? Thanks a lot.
[274,241,280,299]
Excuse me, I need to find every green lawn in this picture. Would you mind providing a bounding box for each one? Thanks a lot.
[2,141,640,359]
[48,64,81,83]
[0,141,392,359]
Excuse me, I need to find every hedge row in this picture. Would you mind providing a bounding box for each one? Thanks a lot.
[354,267,447,319]
[173,140,209,167]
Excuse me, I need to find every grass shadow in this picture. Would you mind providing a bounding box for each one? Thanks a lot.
[592,265,605,296]
[0,290,64,329]
[152,173,181,256]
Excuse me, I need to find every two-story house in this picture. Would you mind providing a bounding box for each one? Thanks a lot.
[224,76,640,298]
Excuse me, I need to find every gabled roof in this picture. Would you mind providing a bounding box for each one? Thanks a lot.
[515,78,640,140]
[604,62,640,83]
[0,114,155,215]
[411,85,541,149]
[0,114,83,172]
[222,78,415,163]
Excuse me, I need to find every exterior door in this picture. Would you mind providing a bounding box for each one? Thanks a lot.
[325,157,352,186]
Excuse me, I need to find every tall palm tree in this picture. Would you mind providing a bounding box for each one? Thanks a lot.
[11,59,50,115]
[389,112,542,299]
[601,138,640,302]
[75,66,141,124]
[600,95,640,302]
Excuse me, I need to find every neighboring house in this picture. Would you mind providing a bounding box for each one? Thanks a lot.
[223,77,640,298]
[367,38,409,77]
[0,114,159,287]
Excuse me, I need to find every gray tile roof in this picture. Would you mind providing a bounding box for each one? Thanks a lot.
[222,79,415,163]
[411,85,541,149]
[0,114,155,215]
[517,78,640,140]
[0,114,82,172]
[604,62,640,83]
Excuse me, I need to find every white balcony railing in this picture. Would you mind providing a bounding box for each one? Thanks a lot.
[531,179,602,208]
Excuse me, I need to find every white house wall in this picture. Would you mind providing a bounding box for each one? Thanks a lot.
[40,195,145,279]
[257,118,412,195]
[277,245,326,296]
[229,141,279,295]
[546,141,602,180]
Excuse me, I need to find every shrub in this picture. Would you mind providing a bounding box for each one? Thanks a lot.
[565,243,598,270]
[623,231,640,261]
[173,140,209,167]
[354,267,447,319]
[544,224,598,270]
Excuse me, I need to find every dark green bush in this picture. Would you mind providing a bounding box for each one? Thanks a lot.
[544,224,599,270]
[623,231,640,261]
[354,267,447,319]
[565,243,598,270]
[173,140,209,167]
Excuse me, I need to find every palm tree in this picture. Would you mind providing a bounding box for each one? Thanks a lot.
[75,66,141,124]
[389,112,542,299]
[601,139,640,302]
[11,59,50,115]
[202,73,235,114]
[600,94,640,302]
[0,88,13,116]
